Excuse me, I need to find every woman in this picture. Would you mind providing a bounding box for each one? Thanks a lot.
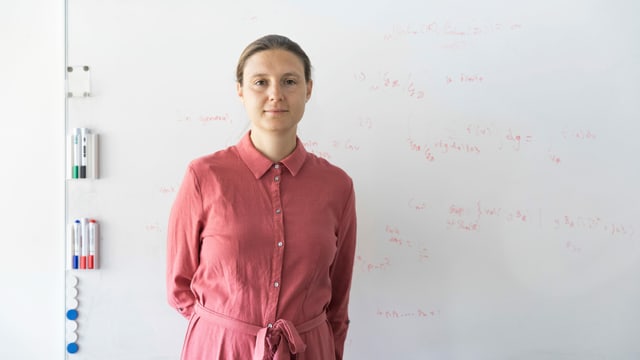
[166,34,357,360]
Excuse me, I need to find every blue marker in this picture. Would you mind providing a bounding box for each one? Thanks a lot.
[73,220,81,269]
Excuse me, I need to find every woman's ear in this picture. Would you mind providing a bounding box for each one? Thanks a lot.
[306,79,313,102]
[236,82,243,101]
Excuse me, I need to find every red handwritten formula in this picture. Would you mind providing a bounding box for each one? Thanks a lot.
[446,74,485,85]
[302,140,333,160]
[145,222,163,233]
[386,225,429,263]
[406,122,600,165]
[355,255,391,273]
[562,129,597,141]
[376,307,441,320]
[303,135,369,159]
[332,139,361,152]
[383,21,523,42]
[159,185,176,195]
[354,71,425,100]
[407,136,480,163]
[407,197,427,211]
[446,201,533,232]
[554,214,635,239]
[177,113,233,125]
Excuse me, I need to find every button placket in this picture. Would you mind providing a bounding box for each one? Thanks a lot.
[273,164,283,215]
[265,162,285,323]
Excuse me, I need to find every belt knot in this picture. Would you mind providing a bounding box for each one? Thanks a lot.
[254,318,305,360]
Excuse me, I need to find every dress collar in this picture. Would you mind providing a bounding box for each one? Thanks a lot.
[236,131,308,179]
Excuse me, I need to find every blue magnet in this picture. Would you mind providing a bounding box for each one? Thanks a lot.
[66,309,79,320]
[67,342,79,353]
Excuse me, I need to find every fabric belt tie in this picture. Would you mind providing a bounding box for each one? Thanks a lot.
[195,303,327,360]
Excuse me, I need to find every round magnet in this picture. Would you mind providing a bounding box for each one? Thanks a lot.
[66,309,79,320]
[66,298,79,310]
[67,275,78,287]
[66,320,78,333]
[67,342,79,354]
[67,287,78,299]
[66,331,78,343]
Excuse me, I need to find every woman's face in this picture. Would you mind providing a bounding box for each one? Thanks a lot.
[237,49,313,137]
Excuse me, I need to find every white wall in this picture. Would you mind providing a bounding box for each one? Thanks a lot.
[0,1,65,359]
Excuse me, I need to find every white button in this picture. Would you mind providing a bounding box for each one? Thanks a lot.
[267,323,273,328]
[274,281,279,288]
[275,209,281,214]
[274,176,280,182]
[277,241,283,247]
[274,164,281,169]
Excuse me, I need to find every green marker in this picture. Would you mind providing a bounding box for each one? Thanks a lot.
[73,128,80,179]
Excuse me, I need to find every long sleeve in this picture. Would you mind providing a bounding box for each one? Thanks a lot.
[166,165,204,319]
[327,181,357,360]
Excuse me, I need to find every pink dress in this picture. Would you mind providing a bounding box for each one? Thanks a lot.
[167,132,357,359]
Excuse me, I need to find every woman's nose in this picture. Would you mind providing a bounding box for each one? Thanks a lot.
[268,83,283,101]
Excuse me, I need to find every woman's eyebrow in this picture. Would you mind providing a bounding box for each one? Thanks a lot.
[248,72,302,78]
[281,72,302,78]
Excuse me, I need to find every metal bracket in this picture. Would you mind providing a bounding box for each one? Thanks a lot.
[67,65,91,98]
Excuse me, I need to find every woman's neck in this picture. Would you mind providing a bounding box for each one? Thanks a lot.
[249,128,298,162]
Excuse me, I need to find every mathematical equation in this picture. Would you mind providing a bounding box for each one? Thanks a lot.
[406,136,481,162]
[144,222,163,233]
[177,113,233,125]
[554,215,635,238]
[355,255,391,273]
[376,307,441,320]
[303,137,363,160]
[159,185,176,194]
[353,71,425,100]
[447,73,485,85]
[407,122,599,164]
[383,21,523,41]
[446,201,533,232]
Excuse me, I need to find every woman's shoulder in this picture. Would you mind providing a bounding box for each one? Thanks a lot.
[187,145,240,174]
[305,152,353,185]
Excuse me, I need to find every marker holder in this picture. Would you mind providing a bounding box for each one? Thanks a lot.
[67,218,100,271]
[66,128,99,179]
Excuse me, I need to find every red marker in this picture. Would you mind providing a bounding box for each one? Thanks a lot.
[88,219,98,269]
[80,218,88,269]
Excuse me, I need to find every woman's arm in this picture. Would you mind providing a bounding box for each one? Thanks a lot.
[327,182,357,359]
[166,165,204,319]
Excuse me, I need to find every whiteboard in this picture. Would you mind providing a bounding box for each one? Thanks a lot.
[65,0,640,359]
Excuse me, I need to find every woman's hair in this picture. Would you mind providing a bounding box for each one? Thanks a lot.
[236,34,312,85]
